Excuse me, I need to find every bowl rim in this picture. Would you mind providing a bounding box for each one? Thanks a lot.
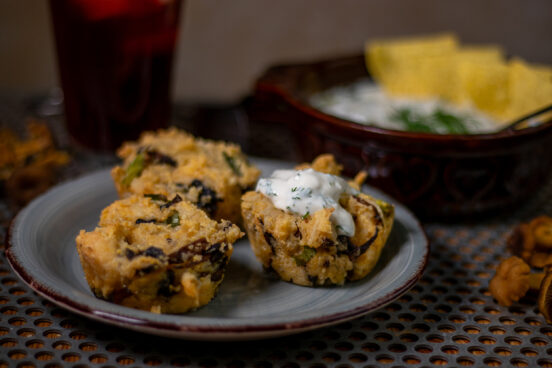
[255,54,552,143]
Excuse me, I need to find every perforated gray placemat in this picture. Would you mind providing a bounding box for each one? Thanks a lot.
[2,213,552,368]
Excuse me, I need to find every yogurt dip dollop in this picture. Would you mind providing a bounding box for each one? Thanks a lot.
[256,168,358,236]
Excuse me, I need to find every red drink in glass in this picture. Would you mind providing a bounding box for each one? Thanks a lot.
[49,0,182,151]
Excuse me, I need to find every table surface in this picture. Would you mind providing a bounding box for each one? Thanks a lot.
[1,94,552,368]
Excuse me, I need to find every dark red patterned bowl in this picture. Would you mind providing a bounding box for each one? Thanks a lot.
[247,55,552,218]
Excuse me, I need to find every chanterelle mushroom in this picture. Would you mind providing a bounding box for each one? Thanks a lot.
[489,256,544,306]
[538,267,552,323]
[508,216,552,268]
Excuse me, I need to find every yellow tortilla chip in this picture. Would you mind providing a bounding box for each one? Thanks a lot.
[505,58,552,121]
[375,55,455,97]
[364,34,551,124]
[445,45,505,103]
[456,58,510,119]
[457,45,504,63]
[365,33,458,97]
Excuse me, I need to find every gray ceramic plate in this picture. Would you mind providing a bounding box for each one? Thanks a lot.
[6,157,428,340]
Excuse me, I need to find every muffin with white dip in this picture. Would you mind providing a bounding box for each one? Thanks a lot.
[240,155,394,286]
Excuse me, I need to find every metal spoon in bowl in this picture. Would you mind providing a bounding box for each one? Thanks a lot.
[499,103,552,133]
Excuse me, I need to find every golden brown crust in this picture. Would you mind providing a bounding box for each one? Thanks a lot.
[295,153,343,176]
[111,128,260,224]
[242,153,394,286]
[295,154,367,190]
[241,190,394,286]
[76,194,243,314]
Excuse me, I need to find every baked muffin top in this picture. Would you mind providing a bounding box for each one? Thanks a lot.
[111,128,261,223]
[97,194,244,257]
[113,128,257,192]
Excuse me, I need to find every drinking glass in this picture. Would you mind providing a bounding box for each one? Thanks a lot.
[49,0,183,150]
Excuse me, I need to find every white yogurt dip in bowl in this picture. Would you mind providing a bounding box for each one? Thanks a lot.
[309,79,500,135]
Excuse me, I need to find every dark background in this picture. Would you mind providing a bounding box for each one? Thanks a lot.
[1,0,550,103]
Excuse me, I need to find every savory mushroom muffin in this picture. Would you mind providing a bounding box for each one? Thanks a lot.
[241,155,394,286]
[111,128,261,224]
[76,194,243,314]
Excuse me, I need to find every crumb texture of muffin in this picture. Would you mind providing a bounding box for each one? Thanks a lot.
[111,128,261,224]
[76,194,243,314]
[240,154,394,286]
